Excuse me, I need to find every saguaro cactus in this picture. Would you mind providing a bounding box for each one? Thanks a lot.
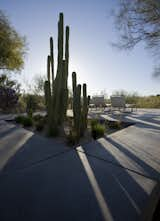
[72,72,90,141]
[82,83,88,132]
[44,12,89,139]
[50,37,54,93]
[44,12,69,136]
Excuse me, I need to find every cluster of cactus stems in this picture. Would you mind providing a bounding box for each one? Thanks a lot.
[44,12,90,139]
[72,72,90,141]
[44,13,69,135]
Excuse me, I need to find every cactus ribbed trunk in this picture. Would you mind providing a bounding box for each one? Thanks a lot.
[50,37,54,94]
[82,83,88,132]
[44,12,69,136]
[44,12,89,139]
[72,73,90,141]
[72,79,81,141]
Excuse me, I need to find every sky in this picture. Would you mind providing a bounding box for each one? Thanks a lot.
[0,0,160,96]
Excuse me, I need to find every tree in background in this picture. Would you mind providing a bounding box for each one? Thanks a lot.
[0,74,20,112]
[113,0,160,76]
[25,94,38,118]
[112,90,139,104]
[32,74,46,95]
[0,10,26,71]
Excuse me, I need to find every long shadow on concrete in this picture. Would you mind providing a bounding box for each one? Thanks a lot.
[110,124,160,165]
[105,137,160,181]
[77,147,158,221]
[0,121,159,220]
[122,114,160,130]
[0,147,157,221]
[0,124,18,139]
[1,131,70,174]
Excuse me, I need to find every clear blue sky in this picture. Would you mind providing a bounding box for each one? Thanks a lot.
[0,0,159,96]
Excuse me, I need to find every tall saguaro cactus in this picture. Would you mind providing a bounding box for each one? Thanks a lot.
[72,72,90,141]
[44,12,89,139]
[82,83,88,132]
[50,37,54,93]
[44,12,69,136]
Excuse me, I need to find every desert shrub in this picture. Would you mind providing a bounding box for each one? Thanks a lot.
[35,121,44,131]
[15,115,26,124]
[91,123,105,139]
[106,120,122,129]
[91,119,99,128]
[22,117,33,127]
[111,91,160,108]
[25,94,37,118]
[0,74,20,112]
[34,115,46,131]
[136,96,160,108]
[16,96,26,113]
[0,87,19,111]
[33,114,44,121]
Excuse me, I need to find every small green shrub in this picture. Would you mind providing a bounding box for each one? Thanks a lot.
[22,117,33,127]
[33,114,44,121]
[91,123,105,139]
[34,115,46,132]
[15,115,25,124]
[25,94,37,117]
[35,121,44,131]
[91,119,99,128]
[106,120,122,129]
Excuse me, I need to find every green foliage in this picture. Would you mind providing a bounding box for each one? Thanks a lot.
[136,96,160,108]
[91,123,105,139]
[16,96,26,113]
[33,114,46,131]
[91,119,99,128]
[35,121,44,131]
[15,115,26,124]
[25,94,38,117]
[22,116,33,127]
[0,74,20,112]
[16,94,45,114]
[106,120,122,129]
[33,114,44,121]
[111,91,160,108]
[33,74,46,95]
[0,10,26,71]
[0,74,20,91]
[15,115,33,127]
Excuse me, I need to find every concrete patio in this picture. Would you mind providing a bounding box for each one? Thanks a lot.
[0,109,160,221]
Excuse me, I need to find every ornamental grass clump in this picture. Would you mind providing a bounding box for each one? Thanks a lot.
[15,115,26,124]
[91,121,105,140]
[22,116,33,127]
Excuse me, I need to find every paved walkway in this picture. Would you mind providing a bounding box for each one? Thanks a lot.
[0,109,160,221]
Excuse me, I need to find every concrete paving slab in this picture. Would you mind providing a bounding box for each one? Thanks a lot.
[0,114,17,121]
[90,108,160,125]
[0,120,33,171]
[77,124,160,182]
[0,150,159,221]
[0,121,70,172]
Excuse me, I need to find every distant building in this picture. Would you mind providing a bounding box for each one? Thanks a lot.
[91,96,105,107]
